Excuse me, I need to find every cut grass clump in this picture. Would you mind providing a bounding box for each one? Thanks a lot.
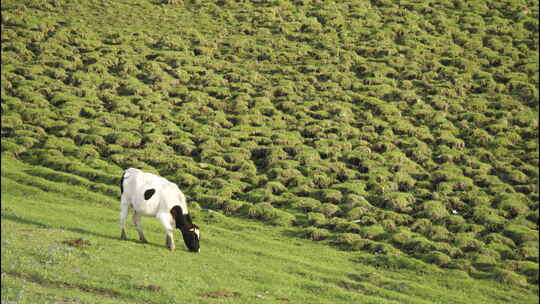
[244,188,274,203]
[498,199,529,218]
[331,180,367,195]
[411,218,432,235]
[316,203,340,217]
[423,251,453,267]
[346,204,372,221]
[487,242,516,260]
[307,212,327,226]
[380,192,416,213]
[198,194,226,209]
[472,253,499,271]
[503,224,539,245]
[333,233,371,251]
[512,261,539,284]
[1,138,27,157]
[175,172,200,188]
[343,193,372,209]
[463,191,492,207]
[491,268,529,287]
[403,236,437,254]
[434,242,464,259]
[247,202,275,220]
[472,206,507,231]
[359,224,387,241]
[420,200,449,220]
[222,200,245,215]
[301,227,331,241]
[443,214,468,232]
[427,225,452,242]
[291,197,322,212]
[518,246,539,263]
[359,254,439,274]
[390,228,416,247]
[108,132,142,148]
[333,220,362,234]
[454,233,485,253]
[247,202,295,226]
[265,181,288,195]
[317,189,343,204]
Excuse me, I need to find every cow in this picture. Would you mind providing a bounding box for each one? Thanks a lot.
[119,168,200,252]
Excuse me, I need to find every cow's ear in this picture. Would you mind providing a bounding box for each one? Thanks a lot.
[170,206,185,229]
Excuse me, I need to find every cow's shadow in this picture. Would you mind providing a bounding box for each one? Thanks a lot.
[2,213,169,250]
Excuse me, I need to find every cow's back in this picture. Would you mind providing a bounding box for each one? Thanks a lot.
[121,168,188,217]
[122,169,163,216]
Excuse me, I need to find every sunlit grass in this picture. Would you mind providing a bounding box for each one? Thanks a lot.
[1,0,538,300]
[2,156,538,303]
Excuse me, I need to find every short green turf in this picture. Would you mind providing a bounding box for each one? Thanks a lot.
[2,156,538,303]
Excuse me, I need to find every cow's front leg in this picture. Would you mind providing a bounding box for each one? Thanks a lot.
[133,212,148,243]
[158,214,175,251]
[166,232,175,251]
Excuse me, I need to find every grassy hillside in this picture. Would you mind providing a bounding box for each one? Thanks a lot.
[1,0,539,301]
[2,156,538,303]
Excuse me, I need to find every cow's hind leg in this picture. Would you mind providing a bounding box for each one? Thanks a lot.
[120,198,129,240]
[133,212,148,243]
[158,214,175,251]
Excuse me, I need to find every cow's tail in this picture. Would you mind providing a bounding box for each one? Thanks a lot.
[119,170,127,195]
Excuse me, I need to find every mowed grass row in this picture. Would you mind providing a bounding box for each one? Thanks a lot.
[2,156,538,304]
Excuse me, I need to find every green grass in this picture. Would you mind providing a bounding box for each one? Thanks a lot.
[2,156,538,304]
[1,0,539,302]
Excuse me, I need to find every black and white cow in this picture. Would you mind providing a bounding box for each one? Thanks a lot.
[119,168,200,252]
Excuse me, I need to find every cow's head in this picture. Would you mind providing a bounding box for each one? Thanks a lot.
[170,206,200,253]
[181,223,200,253]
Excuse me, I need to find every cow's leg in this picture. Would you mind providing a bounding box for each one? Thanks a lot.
[120,197,129,240]
[158,214,175,251]
[133,212,148,243]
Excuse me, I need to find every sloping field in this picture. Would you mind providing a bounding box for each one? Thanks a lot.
[1,156,538,304]
[1,0,539,302]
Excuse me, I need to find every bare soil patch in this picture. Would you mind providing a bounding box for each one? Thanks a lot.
[136,284,161,292]
[62,238,91,248]
[199,290,241,298]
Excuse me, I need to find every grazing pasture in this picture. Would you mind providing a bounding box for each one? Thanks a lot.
[1,0,538,302]
[2,156,537,303]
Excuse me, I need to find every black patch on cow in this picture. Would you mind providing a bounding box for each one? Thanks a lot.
[119,171,127,194]
[185,213,194,225]
[170,206,186,229]
[144,189,156,200]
